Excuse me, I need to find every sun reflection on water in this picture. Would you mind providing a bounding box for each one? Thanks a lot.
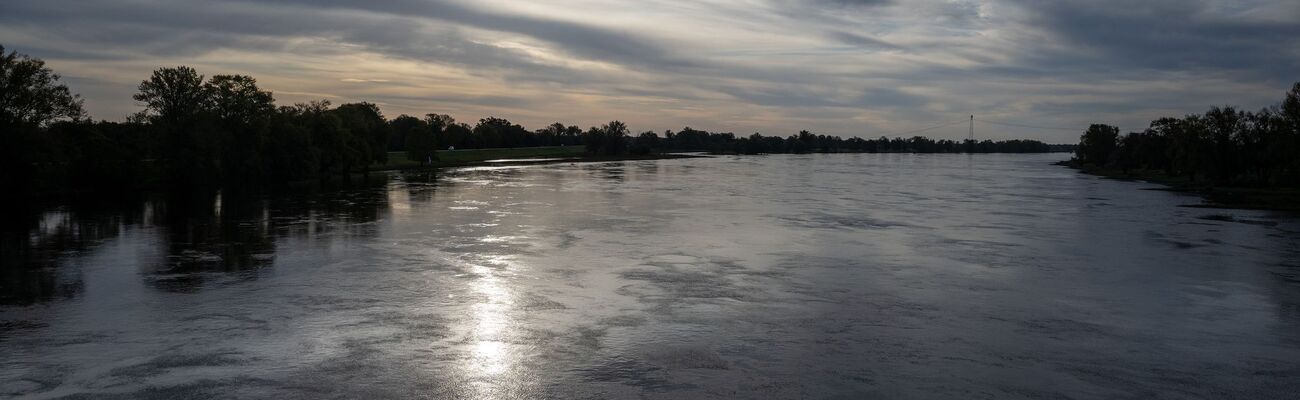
[466,260,517,396]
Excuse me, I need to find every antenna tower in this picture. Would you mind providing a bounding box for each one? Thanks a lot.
[968,115,974,141]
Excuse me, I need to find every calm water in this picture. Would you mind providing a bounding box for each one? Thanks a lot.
[2,154,1299,399]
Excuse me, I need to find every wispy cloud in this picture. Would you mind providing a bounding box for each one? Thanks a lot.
[2,0,1297,141]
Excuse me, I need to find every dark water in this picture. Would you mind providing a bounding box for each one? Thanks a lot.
[3,154,1299,399]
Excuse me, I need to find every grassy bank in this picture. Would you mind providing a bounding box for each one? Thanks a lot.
[1057,160,1300,212]
[378,146,703,171]
[380,146,584,169]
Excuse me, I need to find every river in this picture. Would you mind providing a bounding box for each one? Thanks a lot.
[2,153,1298,399]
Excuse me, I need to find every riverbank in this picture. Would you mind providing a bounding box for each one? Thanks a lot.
[376,146,705,171]
[1056,160,1300,212]
[7,147,705,206]
[380,146,582,170]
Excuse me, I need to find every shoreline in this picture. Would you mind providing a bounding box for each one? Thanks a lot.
[1055,160,1300,212]
[6,151,707,208]
[373,152,706,172]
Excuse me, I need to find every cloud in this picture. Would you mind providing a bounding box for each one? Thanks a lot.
[252,0,701,71]
[814,0,895,8]
[1005,0,1300,78]
[1,0,1296,142]
[827,31,902,50]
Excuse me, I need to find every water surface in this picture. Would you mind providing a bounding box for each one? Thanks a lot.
[3,154,1299,399]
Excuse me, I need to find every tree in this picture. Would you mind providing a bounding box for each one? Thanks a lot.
[268,106,319,181]
[1203,106,1244,183]
[1075,124,1119,166]
[631,131,659,155]
[1279,84,1300,184]
[537,122,566,146]
[1162,116,1213,182]
[1,45,87,192]
[743,132,771,154]
[425,113,455,130]
[0,45,85,127]
[585,120,629,155]
[135,66,223,186]
[442,122,473,149]
[473,117,528,148]
[564,125,583,141]
[206,74,275,181]
[134,66,208,123]
[1114,132,1142,174]
[790,131,811,151]
[46,121,146,189]
[205,74,274,126]
[391,115,436,165]
[1283,82,1300,126]
[422,114,457,148]
[605,121,628,136]
[1239,108,1281,184]
[332,102,389,167]
[287,100,351,175]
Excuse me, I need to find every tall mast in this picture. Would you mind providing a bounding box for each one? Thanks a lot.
[968,115,974,141]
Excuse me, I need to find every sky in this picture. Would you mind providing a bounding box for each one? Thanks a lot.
[3,0,1298,143]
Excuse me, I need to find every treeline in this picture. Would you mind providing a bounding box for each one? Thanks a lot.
[1073,82,1300,187]
[2,57,402,191]
[3,44,1062,196]
[638,127,1065,155]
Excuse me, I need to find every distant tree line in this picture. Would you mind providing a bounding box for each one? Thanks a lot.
[2,44,1064,196]
[1072,82,1300,187]
[634,127,1067,155]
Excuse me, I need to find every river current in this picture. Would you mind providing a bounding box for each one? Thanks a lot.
[2,153,1298,399]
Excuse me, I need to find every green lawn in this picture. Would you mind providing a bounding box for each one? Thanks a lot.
[381,146,586,169]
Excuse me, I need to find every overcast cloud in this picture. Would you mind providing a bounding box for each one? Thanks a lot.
[2,0,1297,142]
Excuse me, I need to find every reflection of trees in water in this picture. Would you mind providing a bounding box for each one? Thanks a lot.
[1,174,401,303]
[145,192,278,292]
[633,162,663,179]
[267,174,393,240]
[582,164,626,182]
[399,171,439,205]
[149,175,395,291]
[1,196,149,305]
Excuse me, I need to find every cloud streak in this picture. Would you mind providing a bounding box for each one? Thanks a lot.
[2,0,1297,142]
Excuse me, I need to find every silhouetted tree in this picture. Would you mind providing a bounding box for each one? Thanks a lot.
[1204,106,1244,183]
[473,117,529,148]
[1075,124,1120,166]
[2,42,1097,199]
[531,122,582,147]
[207,74,275,181]
[1,44,87,192]
[390,115,436,165]
[332,102,389,169]
[135,66,224,186]
[206,75,274,125]
[1279,83,1300,185]
[0,45,85,126]
[135,66,208,124]
[585,120,629,155]
[1072,81,1300,187]
[631,131,659,155]
[442,122,473,150]
[267,105,319,181]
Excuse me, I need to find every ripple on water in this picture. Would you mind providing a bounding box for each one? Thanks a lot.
[4,153,1300,399]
